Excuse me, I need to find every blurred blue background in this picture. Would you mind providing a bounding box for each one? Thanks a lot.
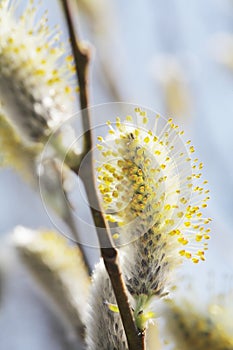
[0,0,232,349]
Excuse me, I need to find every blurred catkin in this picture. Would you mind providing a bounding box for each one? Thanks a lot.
[12,227,90,337]
[146,323,162,350]
[0,0,77,143]
[162,297,233,350]
[211,33,233,72]
[151,55,192,118]
[0,112,41,184]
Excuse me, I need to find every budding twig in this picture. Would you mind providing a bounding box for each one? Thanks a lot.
[60,0,145,348]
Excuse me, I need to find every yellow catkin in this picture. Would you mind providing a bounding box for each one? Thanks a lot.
[96,108,211,329]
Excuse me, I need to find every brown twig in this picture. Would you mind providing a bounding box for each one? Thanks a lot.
[60,0,145,349]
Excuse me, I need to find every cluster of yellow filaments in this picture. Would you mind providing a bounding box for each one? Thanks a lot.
[97,108,211,265]
[0,0,78,141]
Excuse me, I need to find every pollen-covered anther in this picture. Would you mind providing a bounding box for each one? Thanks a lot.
[195,234,203,242]
[197,250,206,261]
[184,221,191,227]
[169,229,181,236]
[178,237,189,245]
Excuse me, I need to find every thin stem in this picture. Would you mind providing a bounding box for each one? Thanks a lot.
[60,1,145,349]
[61,0,91,158]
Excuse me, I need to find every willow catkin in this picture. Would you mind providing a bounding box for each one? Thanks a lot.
[162,296,233,350]
[0,112,41,184]
[85,260,128,350]
[12,227,90,337]
[0,0,77,143]
[96,108,211,329]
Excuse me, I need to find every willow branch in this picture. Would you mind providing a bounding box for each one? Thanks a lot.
[61,1,145,349]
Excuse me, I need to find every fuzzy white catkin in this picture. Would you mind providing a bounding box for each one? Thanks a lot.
[85,260,128,350]
[0,0,76,143]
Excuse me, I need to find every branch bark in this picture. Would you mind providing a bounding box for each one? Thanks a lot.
[60,1,145,349]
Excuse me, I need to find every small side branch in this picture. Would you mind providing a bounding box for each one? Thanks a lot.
[60,1,145,349]
[61,0,91,157]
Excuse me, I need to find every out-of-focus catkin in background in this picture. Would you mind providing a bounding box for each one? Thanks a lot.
[0,0,232,349]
